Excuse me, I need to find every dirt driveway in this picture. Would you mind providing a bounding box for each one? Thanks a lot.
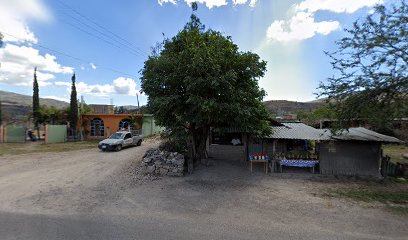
[0,140,406,240]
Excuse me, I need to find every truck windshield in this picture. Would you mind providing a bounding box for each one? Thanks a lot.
[109,133,123,139]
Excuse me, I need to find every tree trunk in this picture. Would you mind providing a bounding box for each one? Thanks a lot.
[192,126,210,167]
[186,125,210,173]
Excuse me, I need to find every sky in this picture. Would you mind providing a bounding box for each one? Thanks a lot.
[0,0,392,106]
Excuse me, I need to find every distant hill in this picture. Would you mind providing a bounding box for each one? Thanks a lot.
[263,100,326,116]
[0,90,69,122]
[0,90,69,108]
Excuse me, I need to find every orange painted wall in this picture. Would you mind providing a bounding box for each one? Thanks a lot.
[81,114,143,140]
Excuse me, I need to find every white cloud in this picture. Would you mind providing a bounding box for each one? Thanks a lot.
[158,0,177,5]
[267,12,340,42]
[54,81,71,87]
[266,0,382,42]
[295,0,382,14]
[0,44,74,86]
[249,0,257,8]
[184,0,227,8]
[72,77,142,97]
[90,62,97,70]
[0,0,51,43]
[76,82,114,97]
[113,77,139,96]
[158,0,256,8]
[42,95,70,102]
[232,0,248,5]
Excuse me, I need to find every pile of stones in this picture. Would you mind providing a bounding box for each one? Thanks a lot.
[141,148,185,177]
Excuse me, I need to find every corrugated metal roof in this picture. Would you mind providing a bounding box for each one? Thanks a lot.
[268,122,329,140]
[268,124,403,143]
[320,127,404,143]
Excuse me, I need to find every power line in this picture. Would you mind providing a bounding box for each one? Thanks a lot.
[58,11,148,57]
[56,0,149,56]
[59,19,146,59]
[0,31,139,79]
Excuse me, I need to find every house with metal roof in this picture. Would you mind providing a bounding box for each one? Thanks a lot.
[209,121,403,177]
[318,127,403,177]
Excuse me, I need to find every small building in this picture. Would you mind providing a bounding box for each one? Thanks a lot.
[88,104,114,114]
[319,127,403,177]
[81,113,143,140]
[209,122,403,177]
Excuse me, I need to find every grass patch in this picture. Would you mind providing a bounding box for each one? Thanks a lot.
[329,188,408,215]
[333,190,408,204]
[0,141,99,156]
[382,144,408,164]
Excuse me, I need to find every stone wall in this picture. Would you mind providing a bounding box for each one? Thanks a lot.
[142,149,185,176]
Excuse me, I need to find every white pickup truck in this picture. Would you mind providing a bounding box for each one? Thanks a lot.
[98,131,143,151]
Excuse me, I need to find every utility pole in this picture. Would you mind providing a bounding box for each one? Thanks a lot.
[79,95,84,141]
[136,93,140,114]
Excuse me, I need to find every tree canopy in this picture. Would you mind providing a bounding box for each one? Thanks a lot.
[318,2,408,130]
[141,9,270,172]
[37,105,68,126]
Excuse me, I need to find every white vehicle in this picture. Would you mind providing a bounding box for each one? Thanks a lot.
[98,131,143,151]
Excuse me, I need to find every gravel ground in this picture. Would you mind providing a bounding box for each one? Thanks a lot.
[0,139,406,240]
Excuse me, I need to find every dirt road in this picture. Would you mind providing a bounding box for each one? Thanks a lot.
[0,140,406,240]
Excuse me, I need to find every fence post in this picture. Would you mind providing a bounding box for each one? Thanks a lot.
[45,124,49,144]
[0,125,3,143]
[3,126,7,143]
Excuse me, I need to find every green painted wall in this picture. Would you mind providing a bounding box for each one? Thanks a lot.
[47,125,67,143]
[6,126,26,143]
[142,115,164,137]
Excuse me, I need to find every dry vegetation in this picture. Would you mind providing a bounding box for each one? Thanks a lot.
[383,144,408,164]
[0,141,98,156]
[321,177,408,215]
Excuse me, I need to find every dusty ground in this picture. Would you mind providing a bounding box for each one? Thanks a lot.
[0,139,407,240]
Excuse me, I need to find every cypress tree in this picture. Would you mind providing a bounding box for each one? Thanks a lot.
[70,73,78,137]
[33,67,40,132]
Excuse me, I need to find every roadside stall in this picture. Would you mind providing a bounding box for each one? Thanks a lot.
[248,122,328,173]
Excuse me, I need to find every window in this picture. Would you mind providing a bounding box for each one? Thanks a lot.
[119,118,130,130]
[90,118,104,136]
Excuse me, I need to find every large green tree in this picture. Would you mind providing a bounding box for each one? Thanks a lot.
[69,73,78,137]
[33,67,40,134]
[318,2,408,131]
[141,7,270,172]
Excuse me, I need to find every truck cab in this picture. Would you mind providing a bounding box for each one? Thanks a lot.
[98,130,144,151]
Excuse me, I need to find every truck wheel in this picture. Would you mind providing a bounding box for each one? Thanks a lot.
[137,140,142,146]
[116,145,122,151]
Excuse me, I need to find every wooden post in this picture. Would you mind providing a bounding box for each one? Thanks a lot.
[3,126,7,143]
[0,125,3,143]
[242,133,248,162]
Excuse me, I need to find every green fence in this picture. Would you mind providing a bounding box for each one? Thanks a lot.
[381,155,405,177]
[6,125,26,143]
[46,125,67,144]
[143,114,164,137]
